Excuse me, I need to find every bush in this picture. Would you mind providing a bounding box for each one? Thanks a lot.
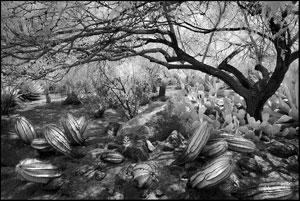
[18,81,44,101]
[1,86,22,115]
[88,61,156,120]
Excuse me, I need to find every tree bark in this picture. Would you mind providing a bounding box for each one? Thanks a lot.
[158,79,167,97]
[244,94,264,121]
[45,86,51,103]
[46,93,51,103]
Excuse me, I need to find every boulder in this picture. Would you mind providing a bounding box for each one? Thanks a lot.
[62,91,82,105]
[116,101,186,143]
[266,139,298,158]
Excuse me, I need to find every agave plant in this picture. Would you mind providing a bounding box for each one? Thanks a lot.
[19,81,44,101]
[1,86,22,115]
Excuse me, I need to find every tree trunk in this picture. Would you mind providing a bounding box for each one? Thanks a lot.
[244,95,264,121]
[158,80,167,97]
[152,84,157,93]
[45,87,51,103]
[46,93,51,103]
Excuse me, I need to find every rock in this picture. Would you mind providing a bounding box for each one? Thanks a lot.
[265,171,294,182]
[162,142,175,151]
[144,192,159,200]
[249,172,257,178]
[253,155,272,173]
[155,189,164,197]
[116,101,186,142]
[146,140,155,152]
[166,130,185,148]
[117,138,150,162]
[265,152,286,167]
[267,140,298,158]
[62,91,82,105]
[107,191,124,200]
[285,155,299,173]
[237,156,262,173]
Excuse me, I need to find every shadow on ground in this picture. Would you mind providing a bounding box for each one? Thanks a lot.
[2,94,128,140]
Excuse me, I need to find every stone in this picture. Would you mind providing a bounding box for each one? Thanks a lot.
[116,101,186,142]
[166,130,185,148]
[162,142,175,151]
[107,191,124,200]
[286,157,299,173]
[62,91,82,105]
[237,156,262,173]
[265,171,294,182]
[267,140,298,158]
[146,140,155,152]
[249,172,257,178]
[144,192,159,200]
[155,189,164,197]
[254,155,272,173]
[117,138,150,162]
[265,152,287,168]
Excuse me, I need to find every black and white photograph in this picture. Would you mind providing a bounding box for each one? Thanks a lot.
[1,1,299,200]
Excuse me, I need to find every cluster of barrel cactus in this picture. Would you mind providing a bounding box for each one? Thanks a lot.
[170,119,297,199]
[14,113,88,184]
[170,120,254,191]
[12,113,298,199]
[13,114,158,190]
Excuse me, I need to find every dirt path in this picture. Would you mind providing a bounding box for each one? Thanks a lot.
[2,87,183,138]
[1,93,128,140]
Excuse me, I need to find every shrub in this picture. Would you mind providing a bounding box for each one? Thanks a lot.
[18,81,44,101]
[1,86,22,115]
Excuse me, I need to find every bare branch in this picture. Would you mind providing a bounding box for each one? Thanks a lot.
[288,31,299,47]
[254,64,269,79]
[175,20,273,41]
[218,47,253,89]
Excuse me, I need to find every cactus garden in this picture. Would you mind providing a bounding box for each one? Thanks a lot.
[1,1,299,200]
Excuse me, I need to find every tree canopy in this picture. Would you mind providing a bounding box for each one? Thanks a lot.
[1,1,299,120]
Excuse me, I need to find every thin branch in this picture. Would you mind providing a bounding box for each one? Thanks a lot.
[288,31,299,47]
[241,8,262,65]
[175,20,273,41]
[218,48,253,90]
[136,48,251,99]
[254,64,269,79]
